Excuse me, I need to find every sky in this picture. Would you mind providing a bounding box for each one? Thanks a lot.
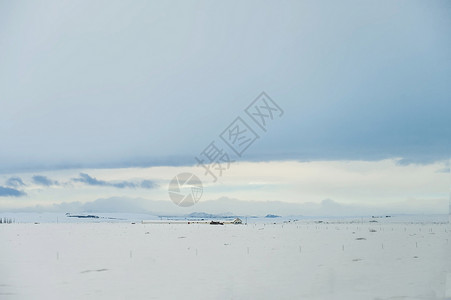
[0,1,450,215]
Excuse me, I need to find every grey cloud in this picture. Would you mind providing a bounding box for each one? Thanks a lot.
[32,175,58,186]
[141,180,157,189]
[6,177,25,187]
[0,186,26,197]
[72,173,157,190]
[73,173,108,186]
[111,182,136,189]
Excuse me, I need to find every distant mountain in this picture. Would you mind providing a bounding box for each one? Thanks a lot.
[265,214,281,218]
[186,212,239,219]
[4,195,446,217]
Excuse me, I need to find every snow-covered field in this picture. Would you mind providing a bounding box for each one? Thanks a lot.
[1,215,451,300]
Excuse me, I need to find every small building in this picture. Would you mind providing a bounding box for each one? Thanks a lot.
[231,218,242,224]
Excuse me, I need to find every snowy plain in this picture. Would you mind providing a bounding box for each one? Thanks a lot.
[1,214,450,300]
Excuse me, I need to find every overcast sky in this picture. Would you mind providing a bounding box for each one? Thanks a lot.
[0,1,450,214]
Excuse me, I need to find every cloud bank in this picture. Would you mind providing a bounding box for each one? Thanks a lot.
[0,2,450,173]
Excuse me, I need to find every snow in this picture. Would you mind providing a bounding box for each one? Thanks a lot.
[1,214,450,299]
